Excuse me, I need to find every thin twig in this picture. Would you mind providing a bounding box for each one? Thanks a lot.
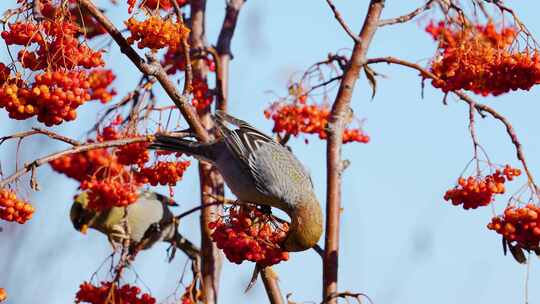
[0,128,82,146]
[378,0,436,27]
[325,0,360,43]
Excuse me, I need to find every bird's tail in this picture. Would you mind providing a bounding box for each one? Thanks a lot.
[149,134,215,162]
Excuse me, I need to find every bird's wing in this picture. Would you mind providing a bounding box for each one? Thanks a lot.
[126,195,165,243]
[213,111,282,195]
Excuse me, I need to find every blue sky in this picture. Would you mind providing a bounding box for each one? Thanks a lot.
[1,1,540,303]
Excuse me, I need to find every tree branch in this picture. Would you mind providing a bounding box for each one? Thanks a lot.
[325,0,360,43]
[77,0,209,142]
[260,267,285,304]
[366,56,538,193]
[324,1,385,303]
[215,0,245,111]
[0,135,146,188]
[378,0,435,27]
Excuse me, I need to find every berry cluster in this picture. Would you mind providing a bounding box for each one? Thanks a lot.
[116,142,150,167]
[264,103,369,144]
[135,161,191,186]
[444,165,521,210]
[49,148,125,182]
[426,21,540,96]
[81,177,138,211]
[88,69,116,104]
[2,20,103,70]
[41,0,107,39]
[126,16,189,51]
[0,189,34,224]
[488,204,540,251]
[0,70,93,125]
[75,281,156,304]
[192,77,213,111]
[0,288,6,302]
[209,205,290,267]
[97,123,150,167]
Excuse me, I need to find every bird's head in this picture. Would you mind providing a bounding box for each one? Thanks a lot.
[70,192,97,234]
[282,193,323,252]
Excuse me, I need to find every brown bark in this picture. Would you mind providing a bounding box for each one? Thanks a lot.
[323,1,385,303]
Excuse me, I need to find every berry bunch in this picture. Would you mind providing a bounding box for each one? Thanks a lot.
[81,177,138,211]
[488,204,540,250]
[444,165,521,210]
[264,102,369,144]
[116,142,150,167]
[2,20,103,71]
[135,161,191,186]
[126,16,189,51]
[75,281,156,304]
[49,148,126,182]
[209,205,290,267]
[426,21,540,96]
[192,77,213,111]
[0,189,34,224]
[41,0,107,39]
[96,123,150,167]
[88,69,116,104]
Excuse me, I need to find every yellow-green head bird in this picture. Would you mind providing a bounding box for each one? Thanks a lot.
[70,190,198,258]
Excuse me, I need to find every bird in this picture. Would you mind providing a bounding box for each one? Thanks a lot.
[70,190,199,259]
[150,110,323,252]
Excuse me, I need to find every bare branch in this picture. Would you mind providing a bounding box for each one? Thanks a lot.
[378,0,435,27]
[325,0,360,43]
[324,1,385,303]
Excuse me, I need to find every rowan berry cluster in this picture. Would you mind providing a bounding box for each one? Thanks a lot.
[96,123,150,167]
[426,21,540,96]
[2,20,103,70]
[0,11,114,125]
[0,189,34,224]
[192,77,213,111]
[126,16,189,51]
[88,70,117,104]
[41,0,106,39]
[75,281,156,304]
[0,288,6,302]
[264,102,369,144]
[81,177,138,211]
[488,204,540,251]
[135,161,191,186]
[49,148,125,182]
[209,205,290,267]
[444,165,521,210]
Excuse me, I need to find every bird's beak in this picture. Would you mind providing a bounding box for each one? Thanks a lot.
[80,224,89,235]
